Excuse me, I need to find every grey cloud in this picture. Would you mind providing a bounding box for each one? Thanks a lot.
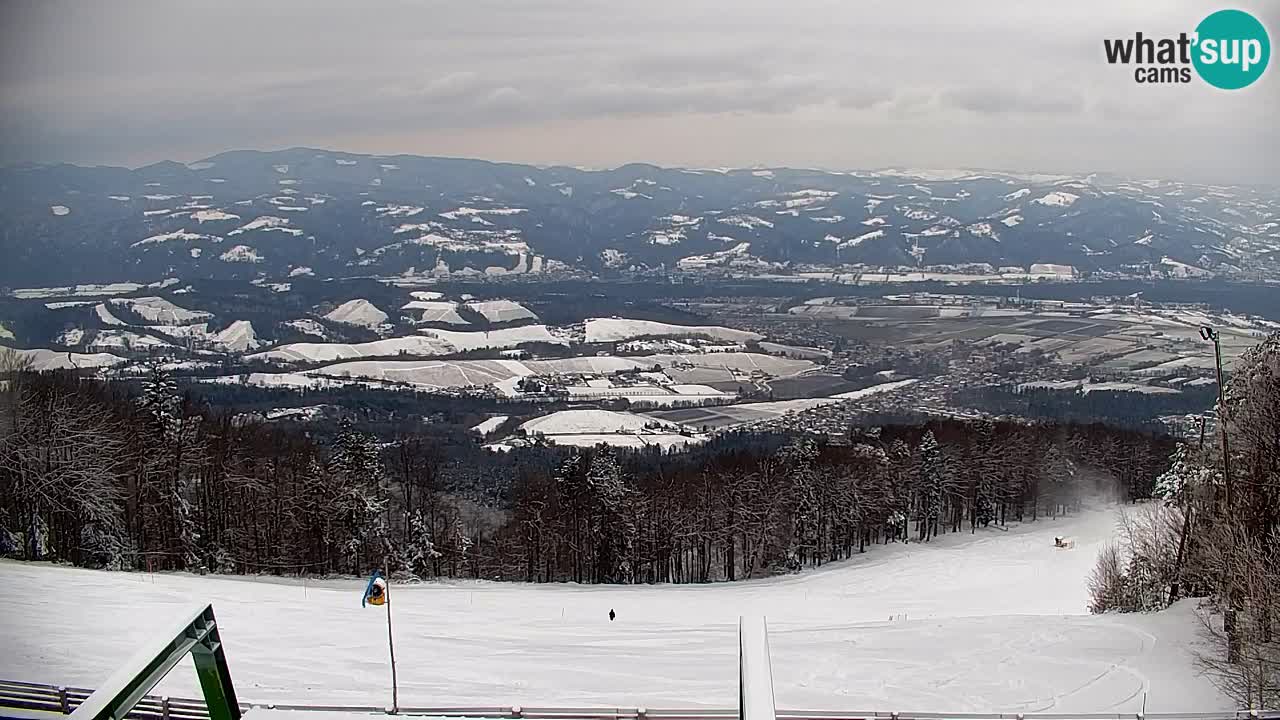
[836,87,897,110]
[940,87,1085,116]
[0,0,1275,184]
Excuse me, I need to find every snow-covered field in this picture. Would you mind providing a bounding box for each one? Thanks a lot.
[110,296,212,325]
[586,318,762,344]
[0,507,1225,713]
[324,300,389,328]
[230,352,813,393]
[6,348,126,370]
[465,300,537,323]
[250,326,563,364]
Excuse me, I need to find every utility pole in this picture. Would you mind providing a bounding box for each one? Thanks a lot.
[1200,325,1238,663]
[385,565,399,713]
[1200,327,1233,514]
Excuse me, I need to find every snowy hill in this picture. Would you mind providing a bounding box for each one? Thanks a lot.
[3,149,1276,285]
[323,299,388,328]
[0,505,1226,712]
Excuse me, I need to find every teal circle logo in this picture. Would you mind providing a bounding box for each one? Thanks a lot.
[1192,9,1270,89]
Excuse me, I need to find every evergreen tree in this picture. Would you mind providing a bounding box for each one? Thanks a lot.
[328,417,388,573]
[585,447,635,583]
[780,438,818,568]
[919,431,943,541]
[404,510,442,578]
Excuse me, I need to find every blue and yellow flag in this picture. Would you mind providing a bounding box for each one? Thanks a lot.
[362,570,387,607]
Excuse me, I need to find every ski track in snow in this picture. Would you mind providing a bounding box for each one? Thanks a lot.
[0,506,1225,712]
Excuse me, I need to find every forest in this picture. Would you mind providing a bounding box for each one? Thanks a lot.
[0,346,1176,584]
[1084,333,1279,709]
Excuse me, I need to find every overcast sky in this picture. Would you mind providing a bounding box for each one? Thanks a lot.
[1,0,1276,183]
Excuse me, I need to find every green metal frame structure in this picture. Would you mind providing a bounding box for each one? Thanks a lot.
[68,604,239,720]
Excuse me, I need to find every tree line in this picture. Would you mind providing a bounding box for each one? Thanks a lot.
[1,348,1173,586]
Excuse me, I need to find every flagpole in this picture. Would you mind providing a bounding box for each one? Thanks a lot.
[384,564,399,714]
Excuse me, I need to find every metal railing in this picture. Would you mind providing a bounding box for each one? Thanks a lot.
[1,680,1274,720]
[0,680,221,720]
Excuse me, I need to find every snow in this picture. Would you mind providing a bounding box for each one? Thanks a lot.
[87,330,174,351]
[378,205,425,218]
[311,359,534,389]
[211,321,262,352]
[841,229,884,248]
[610,189,651,200]
[899,207,937,221]
[143,194,177,200]
[585,318,762,344]
[230,216,295,235]
[95,303,127,326]
[410,290,445,301]
[1019,380,1180,395]
[600,249,628,268]
[4,348,125,370]
[148,323,209,340]
[250,326,561,364]
[1029,263,1075,276]
[717,215,773,230]
[190,210,240,223]
[1033,191,1080,208]
[395,223,434,234]
[1002,214,1023,227]
[521,409,679,435]
[219,245,263,263]
[463,300,537,324]
[968,222,995,238]
[203,372,358,389]
[472,416,509,435]
[108,195,130,201]
[285,319,329,339]
[422,325,564,352]
[1004,188,1031,201]
[324,300,389,328]
[133,230,219,247]
[258,352,781,392]
[57,328,84,345]
[288,266,314,277]
[50,205,70,216]
[402,301,468,325]
[0,506,1227,712]
[440,207,527,220]
[336,159,358,166]
[1160,257,1211,278]
[110,297,213,325]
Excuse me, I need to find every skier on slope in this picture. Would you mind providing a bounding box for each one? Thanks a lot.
[609,608,616,621]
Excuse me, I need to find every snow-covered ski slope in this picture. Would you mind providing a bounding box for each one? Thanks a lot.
[0,505,1226,712]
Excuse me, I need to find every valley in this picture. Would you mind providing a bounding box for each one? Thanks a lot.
[1,269,1272,448]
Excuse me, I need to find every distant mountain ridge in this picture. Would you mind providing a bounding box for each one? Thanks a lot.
[2,147,1277,286]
